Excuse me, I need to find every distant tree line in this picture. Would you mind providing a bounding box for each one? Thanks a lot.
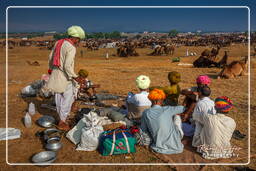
[53,31,122,40]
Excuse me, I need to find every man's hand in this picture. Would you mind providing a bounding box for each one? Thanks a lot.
[177,113,190,122]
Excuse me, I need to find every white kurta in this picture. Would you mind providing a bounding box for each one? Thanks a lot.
[46,40,78,122]
[47,40,77,93]
[193,111,236,159]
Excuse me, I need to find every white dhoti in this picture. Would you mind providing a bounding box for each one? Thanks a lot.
[55,83,75,122]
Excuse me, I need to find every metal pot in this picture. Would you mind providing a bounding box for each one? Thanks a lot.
[43,128,62,141]
[31,151,56,164]
[45,136,62,151]
[37,115,56,128]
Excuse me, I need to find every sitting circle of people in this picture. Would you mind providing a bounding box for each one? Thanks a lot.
[45,25,237,160]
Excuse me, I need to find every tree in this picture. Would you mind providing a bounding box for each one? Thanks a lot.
[168,29,178,37]
[53,33,69,40]
[111,31,121,38]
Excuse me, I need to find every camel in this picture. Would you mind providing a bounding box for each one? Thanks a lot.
[201,49,211,57]
[217,57,248,79]
[216,51,229,68]
[149,44,174,56]
[117,44,139,57]
[193,56,219,68]
[201,45,220,61]
[209,45,221,61]
[164,44,175,55]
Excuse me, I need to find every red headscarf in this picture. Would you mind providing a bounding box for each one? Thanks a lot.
[52,38,74,67]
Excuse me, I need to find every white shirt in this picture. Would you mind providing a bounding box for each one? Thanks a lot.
[127,91,152,107]
[193,97,216,117]
[192,97,216,147]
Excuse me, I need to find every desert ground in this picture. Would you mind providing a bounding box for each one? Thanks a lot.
[0,43,255,171]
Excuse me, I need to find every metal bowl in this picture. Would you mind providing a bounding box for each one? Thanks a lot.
[31,151,56,164]
[45,136,62,151]
[37,115,56,128]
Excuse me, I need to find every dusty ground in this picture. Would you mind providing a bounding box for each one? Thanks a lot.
[0,43,255,170]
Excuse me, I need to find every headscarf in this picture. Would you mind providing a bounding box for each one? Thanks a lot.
[78,69,89,78]
[148,89,166,100]
[196,75,211,85]
[136,75,151,89]
[53,38,74,67]
[215,96,233,113]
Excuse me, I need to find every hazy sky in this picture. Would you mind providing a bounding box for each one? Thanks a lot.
[0,0,255,33]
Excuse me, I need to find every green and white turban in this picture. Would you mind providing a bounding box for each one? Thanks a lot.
[67,26,85,39]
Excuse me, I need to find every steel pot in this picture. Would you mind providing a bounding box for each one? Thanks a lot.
[43,128,62,141]
[45,136,62,151]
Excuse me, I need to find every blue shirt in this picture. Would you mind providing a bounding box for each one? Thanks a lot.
[140,105,185,154]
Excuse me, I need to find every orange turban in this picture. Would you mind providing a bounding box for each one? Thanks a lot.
[148,89,166,100]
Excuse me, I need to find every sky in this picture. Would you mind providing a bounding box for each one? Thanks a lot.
[0,0,256,33]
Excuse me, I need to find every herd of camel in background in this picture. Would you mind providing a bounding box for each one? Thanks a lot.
[5,36,254,80]
[115,42,250,79]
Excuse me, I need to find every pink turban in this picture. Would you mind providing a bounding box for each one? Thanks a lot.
[196,75,211,85]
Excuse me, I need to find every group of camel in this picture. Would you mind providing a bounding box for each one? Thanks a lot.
[116,43,139,57]
[116,43,175,57]
[149,44,175,56]
[193,46,248,79]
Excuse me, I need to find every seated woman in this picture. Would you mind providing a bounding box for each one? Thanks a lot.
[140,89,184,154]
[180,75,211,122]
[126,75,152,122]
[192,92,236,159]
[74,69,100,101]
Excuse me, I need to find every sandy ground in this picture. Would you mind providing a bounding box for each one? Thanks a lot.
[0,43,255,170]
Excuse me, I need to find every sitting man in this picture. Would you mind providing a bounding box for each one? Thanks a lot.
[126,75,152,122]
[180,75,211,122]
[192,85,216,147]
[193,95,236,159]
[140,89,184,154]
[74,69,100,101]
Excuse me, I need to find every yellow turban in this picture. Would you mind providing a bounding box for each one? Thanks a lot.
[67,26,85,39]
[136,75,151,89]
[78,69,89,78]
[148,89,166,100]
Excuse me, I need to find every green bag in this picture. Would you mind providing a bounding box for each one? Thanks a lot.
[172,57,180,62]
[99,128,136,156]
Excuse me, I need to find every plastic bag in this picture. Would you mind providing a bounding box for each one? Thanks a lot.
[21,85,37,97]
[24,112,32,128]
[66,118,87,145]
[0,128,21,140]
[76,125,103,151]
[28,102,36,115]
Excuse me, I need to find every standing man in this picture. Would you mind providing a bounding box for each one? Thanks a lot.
[47,26,85,131]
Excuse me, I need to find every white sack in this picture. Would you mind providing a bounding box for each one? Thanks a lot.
[76,125,103,151]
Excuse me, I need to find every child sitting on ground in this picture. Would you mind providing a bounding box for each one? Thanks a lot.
[180,75,211,122]
[74,69,100,101]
